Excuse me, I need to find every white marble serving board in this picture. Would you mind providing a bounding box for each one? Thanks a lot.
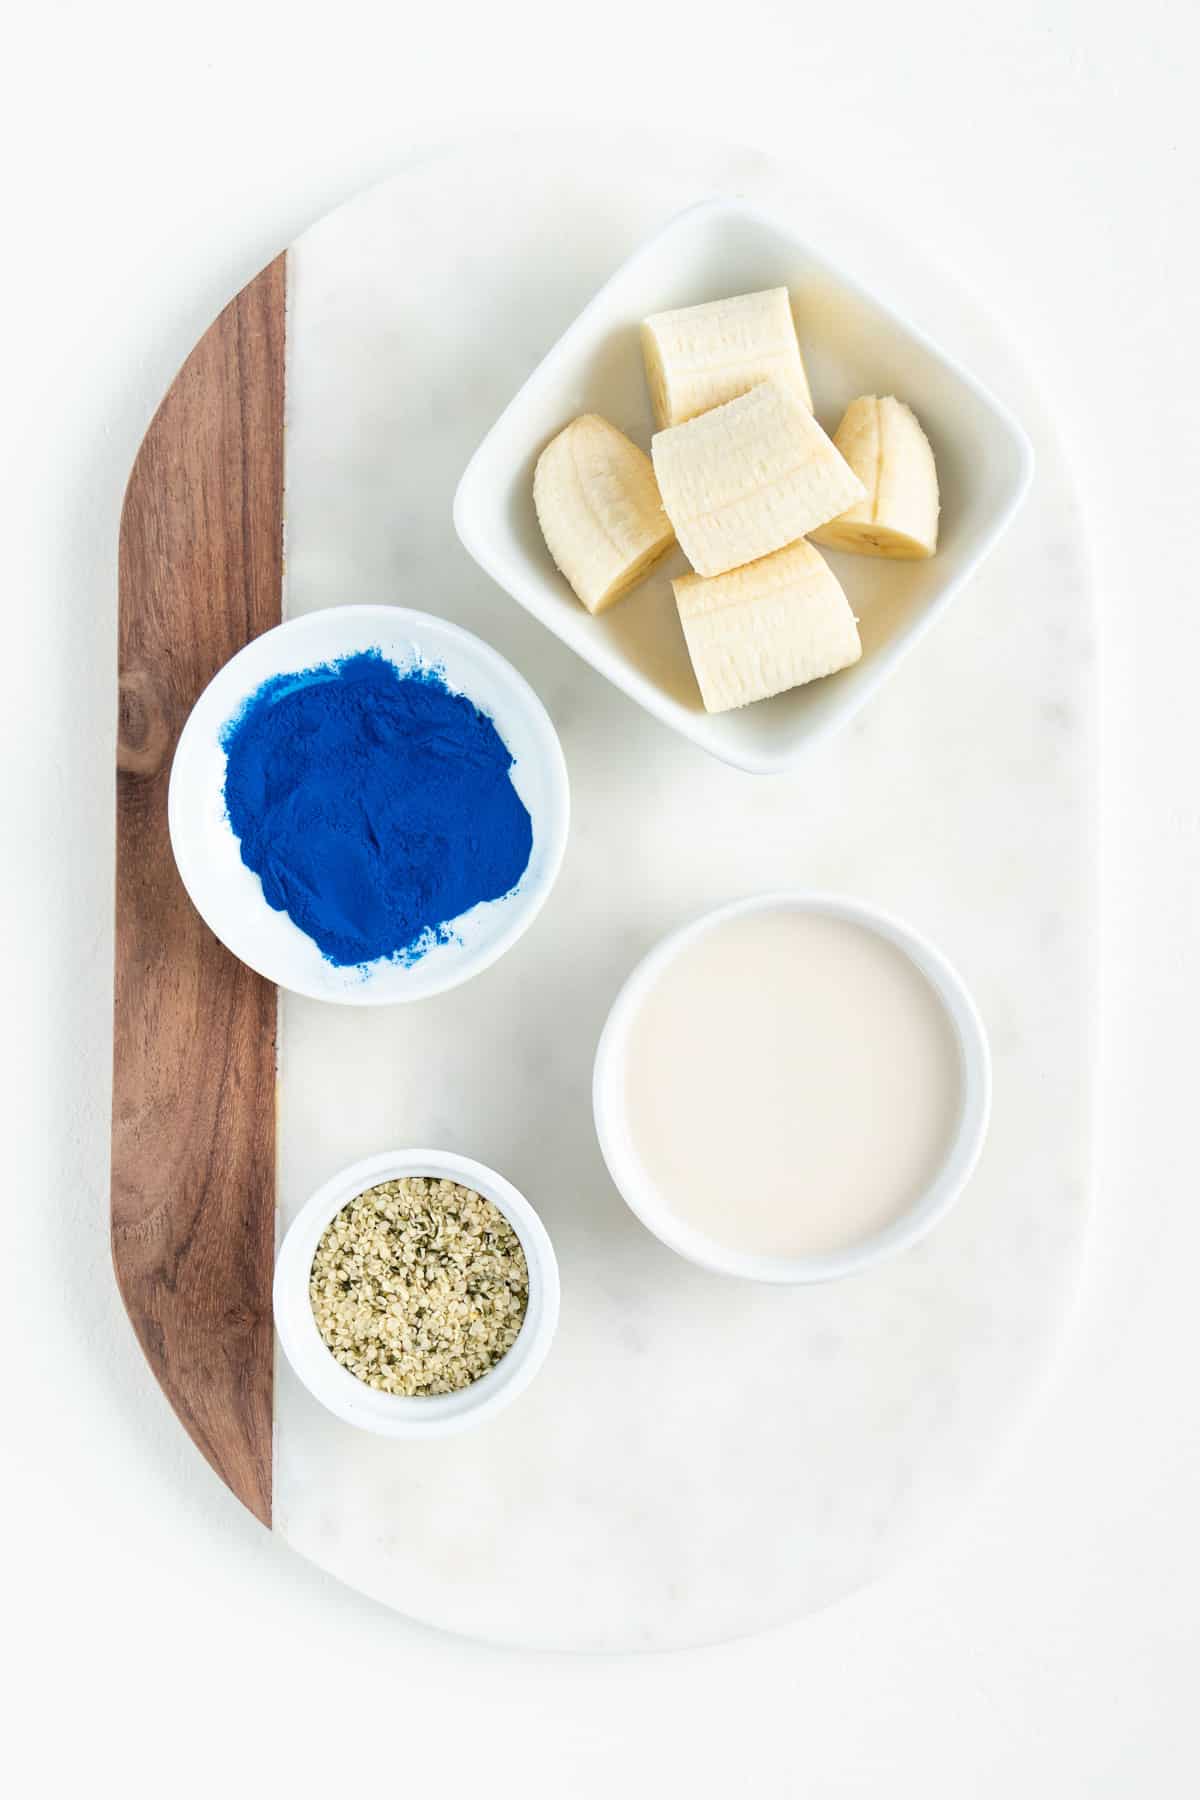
[273,128,1094,1651]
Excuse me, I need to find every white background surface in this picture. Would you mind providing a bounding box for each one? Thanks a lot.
[3,0,1196,1790]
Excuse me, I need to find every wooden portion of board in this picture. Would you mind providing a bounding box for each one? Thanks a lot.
[112,258,285,1526]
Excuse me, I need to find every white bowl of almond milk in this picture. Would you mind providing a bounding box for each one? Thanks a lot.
[593,893,991,1283]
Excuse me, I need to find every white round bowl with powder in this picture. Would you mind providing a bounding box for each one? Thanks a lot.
[592,893,991,1284]
[168,605,570,1006]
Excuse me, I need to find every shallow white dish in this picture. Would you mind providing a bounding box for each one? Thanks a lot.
[454,196,1034,774]
[168,604,570,1005]
[274,1149,561,1438]
[593,892,991,1283]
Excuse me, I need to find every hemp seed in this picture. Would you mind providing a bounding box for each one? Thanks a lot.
[309,1176,529,1396]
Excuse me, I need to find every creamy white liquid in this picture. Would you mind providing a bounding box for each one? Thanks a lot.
[622,909,963,1257]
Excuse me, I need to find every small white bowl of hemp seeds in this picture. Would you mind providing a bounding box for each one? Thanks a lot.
[273,1149,560,1437]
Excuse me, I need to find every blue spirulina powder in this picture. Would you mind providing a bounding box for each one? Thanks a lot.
[221,650,533,968]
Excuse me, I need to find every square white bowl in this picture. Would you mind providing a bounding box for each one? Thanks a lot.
[453,198,1034,775]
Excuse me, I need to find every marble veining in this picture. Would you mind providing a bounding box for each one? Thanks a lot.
[272,130,1094,1650]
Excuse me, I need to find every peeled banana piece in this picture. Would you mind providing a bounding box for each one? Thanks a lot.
[810,396,939,558]
[641,287,813,428]
[674,539,862,713]
[533,414,675,613]
[652,381,865,579]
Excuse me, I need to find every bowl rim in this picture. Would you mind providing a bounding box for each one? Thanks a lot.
[452,194,1036,775]
[273,1148,561,1437]
[167,603,571,1005]
[592,890,992,1283]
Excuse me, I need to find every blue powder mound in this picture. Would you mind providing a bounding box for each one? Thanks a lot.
[221,649,534,968]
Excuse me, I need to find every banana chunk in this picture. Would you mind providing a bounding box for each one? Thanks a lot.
[674,539,862,714]
[641,287,813,428]
[811,396,939,558]
[533,414,675,613]
[652,382,865,579]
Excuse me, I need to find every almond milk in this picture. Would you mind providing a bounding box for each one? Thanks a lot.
[622,908,963,1257]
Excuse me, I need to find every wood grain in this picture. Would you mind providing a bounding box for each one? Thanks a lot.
[112,258,285,1526]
